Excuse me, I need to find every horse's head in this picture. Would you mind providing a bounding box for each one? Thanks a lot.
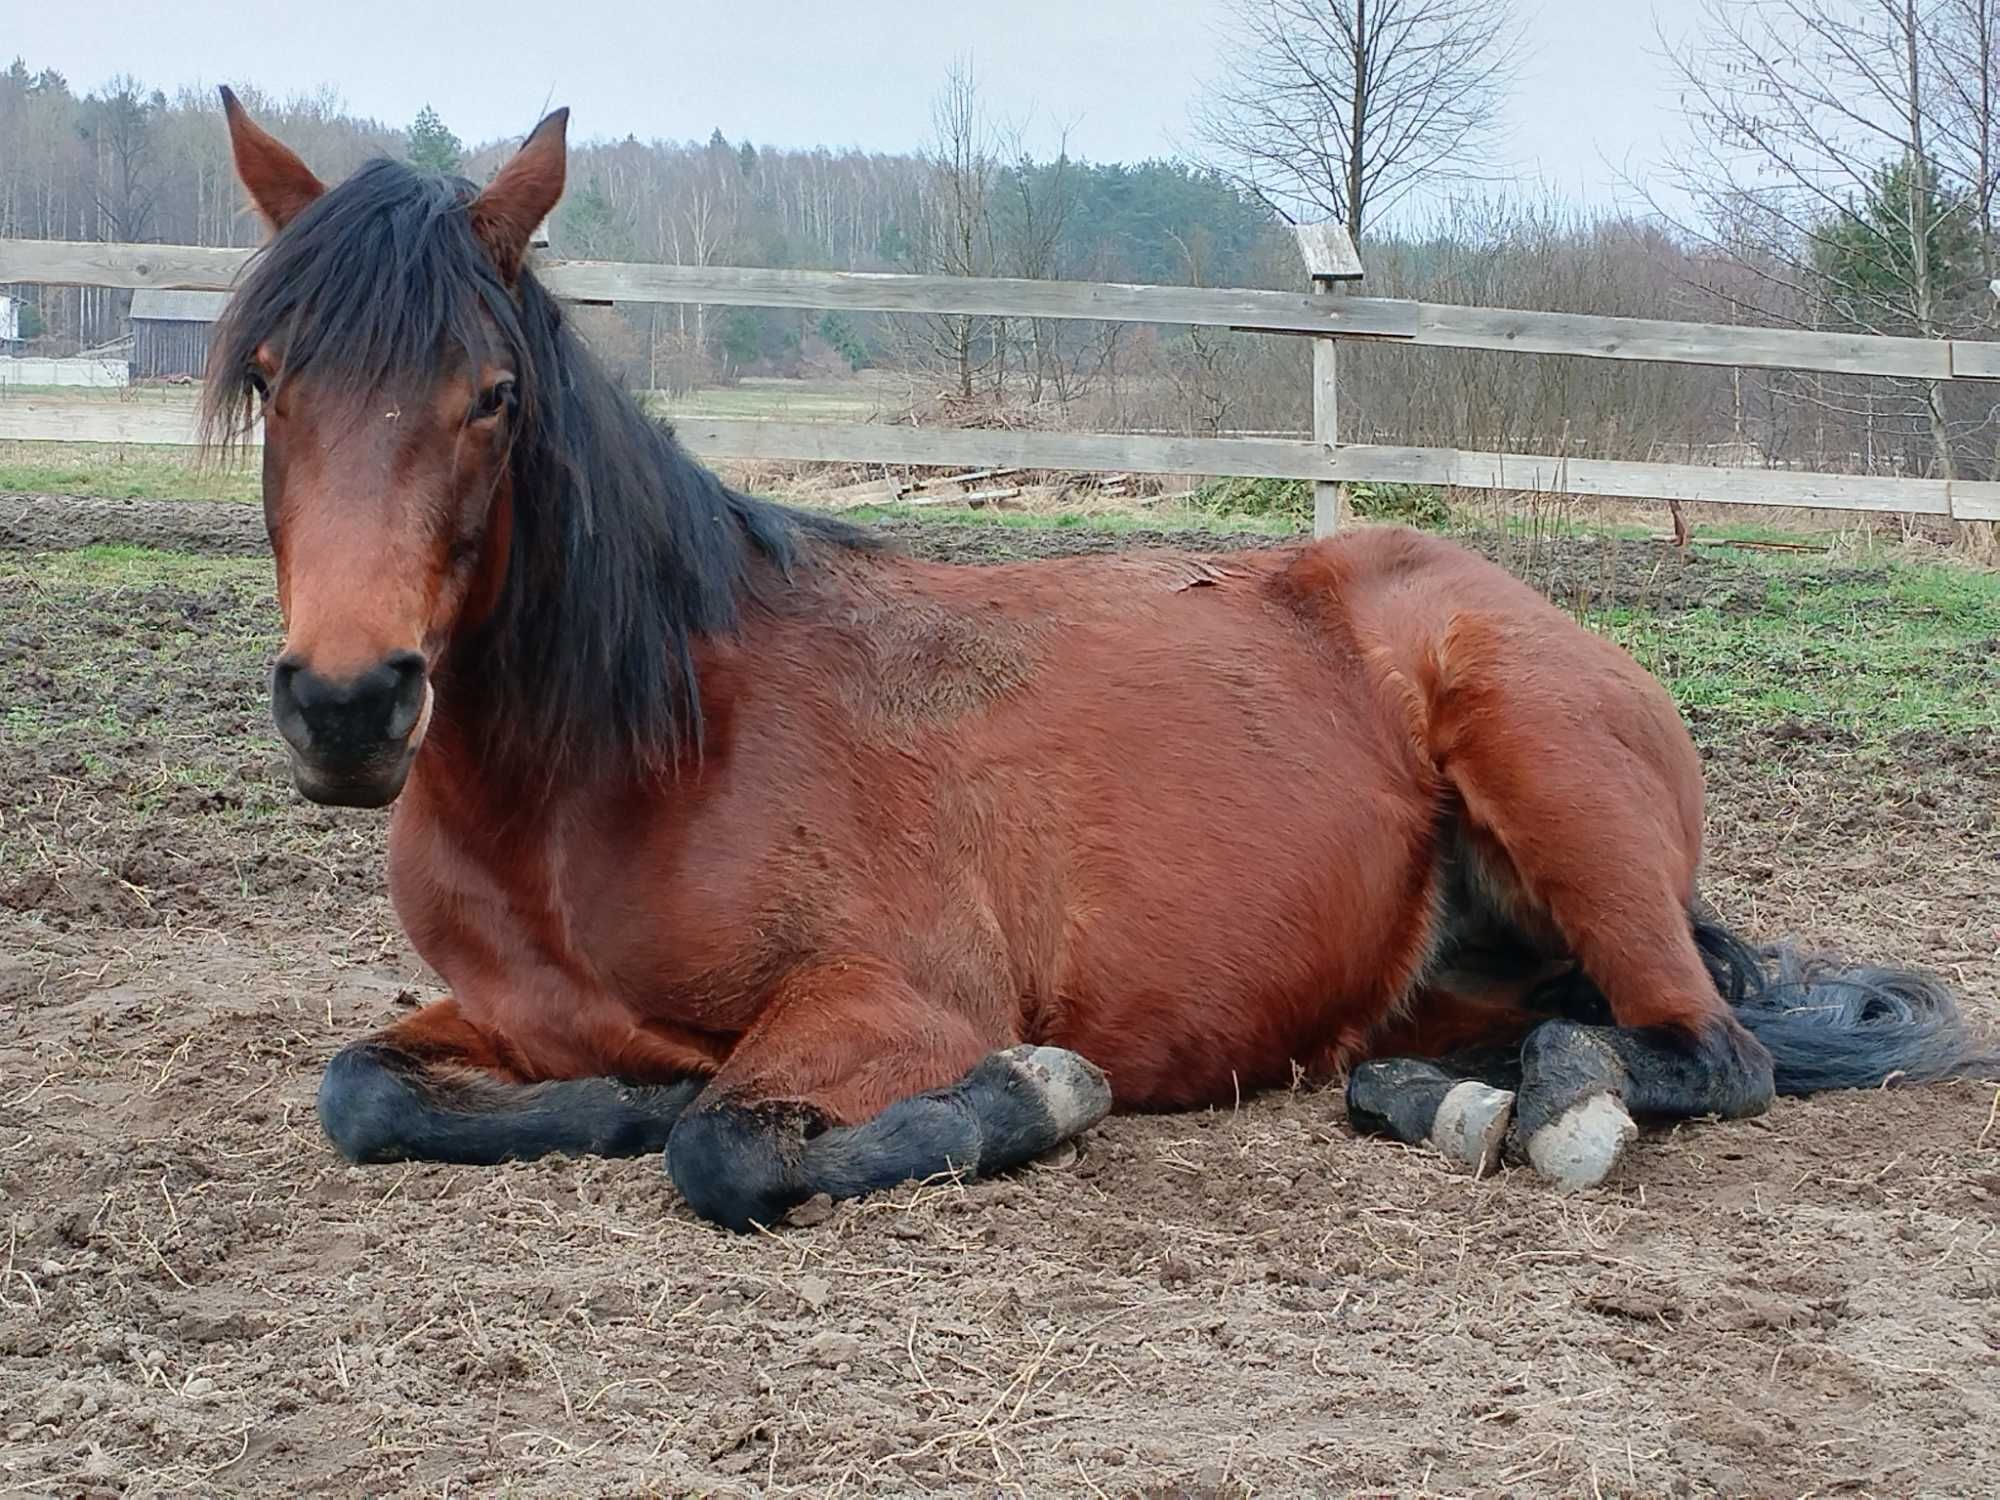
[210,89,568,807]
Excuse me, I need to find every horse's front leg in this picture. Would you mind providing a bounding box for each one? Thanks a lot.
[318,997,703,1165]
[663,958,1114,1232]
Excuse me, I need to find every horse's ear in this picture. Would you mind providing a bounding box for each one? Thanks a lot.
[220,86,325,233]
[470,108,569,284]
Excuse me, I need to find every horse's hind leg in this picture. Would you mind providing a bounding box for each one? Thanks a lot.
[1429,641,1774,1189]
[664,959,1113,1231]
[319,998,700,1165]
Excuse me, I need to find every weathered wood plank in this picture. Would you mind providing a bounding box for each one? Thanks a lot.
[1950,341,2000,379]
[1293,222,1365,282]
[673,419,1331,479]
[548,265,1957,378]
[1311,338,1341,537]
[0,236,1968,379]
[0,239,253,292]
[0,399,1958,517]
[0,399,243,445]
[1947,481,2000,520]
[1321,446,1951,515]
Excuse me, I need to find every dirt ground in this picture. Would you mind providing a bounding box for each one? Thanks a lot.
[1,494,1996,1499]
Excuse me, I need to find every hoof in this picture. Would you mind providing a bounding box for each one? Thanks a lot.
[1524,1092,1637,1192]
[1429,1080,1514,1177]
[998,1045,1114,1135]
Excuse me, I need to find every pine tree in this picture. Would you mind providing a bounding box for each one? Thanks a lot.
[407,105,463,175]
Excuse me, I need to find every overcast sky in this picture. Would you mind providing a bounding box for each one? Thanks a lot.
[12,0,1691,216]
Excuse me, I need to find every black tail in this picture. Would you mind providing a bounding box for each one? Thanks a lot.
[1693,911,1996,1095]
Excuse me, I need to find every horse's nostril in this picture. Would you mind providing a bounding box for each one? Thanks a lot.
[271,657,312,752]
[382,652,428,740]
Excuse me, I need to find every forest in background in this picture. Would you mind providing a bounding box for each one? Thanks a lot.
[8,0,2000,504]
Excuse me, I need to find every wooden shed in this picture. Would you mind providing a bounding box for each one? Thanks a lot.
[129,290,231,380]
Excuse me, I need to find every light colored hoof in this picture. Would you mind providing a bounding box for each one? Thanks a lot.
[1001,1046,1114,1135]
[1429,1080,1514,1177]
[1526,1092,1637,1191]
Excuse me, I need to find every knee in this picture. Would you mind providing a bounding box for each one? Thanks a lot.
[666,1105,810,1233]
[317,1043,420,1164]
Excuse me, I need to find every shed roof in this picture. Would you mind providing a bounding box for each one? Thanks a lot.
[129,290,232,323]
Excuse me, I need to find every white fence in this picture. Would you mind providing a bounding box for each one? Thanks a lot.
[0,356,128,389]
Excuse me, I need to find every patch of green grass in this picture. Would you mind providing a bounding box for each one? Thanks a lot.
[1602,554,2000,737]
[1687,519,1827,547]
[0,441,259,503]
[48,542,260,586]
[839,502,1304,536]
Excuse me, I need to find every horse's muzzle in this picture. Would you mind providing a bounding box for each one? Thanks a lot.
[272,651,431,807]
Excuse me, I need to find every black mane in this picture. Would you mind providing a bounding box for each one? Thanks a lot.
[204,156,875,775]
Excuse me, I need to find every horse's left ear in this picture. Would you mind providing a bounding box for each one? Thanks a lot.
[470,108,569,284]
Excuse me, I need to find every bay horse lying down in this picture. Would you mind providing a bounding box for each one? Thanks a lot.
[210,93,1990,1231]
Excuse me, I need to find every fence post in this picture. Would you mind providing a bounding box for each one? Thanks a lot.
[1293,223,1364,539]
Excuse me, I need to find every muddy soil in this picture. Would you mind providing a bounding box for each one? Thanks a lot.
[1,495,1996,1498]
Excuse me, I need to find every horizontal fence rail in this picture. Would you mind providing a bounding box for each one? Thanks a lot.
[4,237,1995,380]
[7,402,1992,521]
[3,234,1996,524]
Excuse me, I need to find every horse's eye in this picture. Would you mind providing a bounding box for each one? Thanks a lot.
[246,367,271,401]
[473,379,516,422]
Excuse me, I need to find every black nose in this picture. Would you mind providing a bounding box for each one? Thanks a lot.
[272,651,426,764]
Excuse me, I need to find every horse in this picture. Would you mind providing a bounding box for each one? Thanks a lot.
[205,90,1990,1232]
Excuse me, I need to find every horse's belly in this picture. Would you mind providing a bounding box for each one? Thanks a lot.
[1027,814,1437,1109]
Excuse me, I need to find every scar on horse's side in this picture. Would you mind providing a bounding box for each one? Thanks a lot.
[209,92,1992,1231]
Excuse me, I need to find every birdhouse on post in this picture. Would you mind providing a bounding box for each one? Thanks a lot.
[1294,222,1364,538]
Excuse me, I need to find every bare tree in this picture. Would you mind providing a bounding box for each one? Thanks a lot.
[1662,0,1997,553]
[994,123,1080,405]
[1930,0,2000,320]
[903,61,999,402]
[1189,0,1523,238]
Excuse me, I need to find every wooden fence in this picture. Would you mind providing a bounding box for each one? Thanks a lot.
[5,229,1999,532]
